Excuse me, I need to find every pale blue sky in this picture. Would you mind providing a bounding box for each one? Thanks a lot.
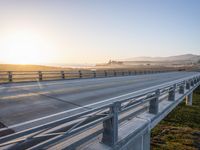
[0,0,200,64]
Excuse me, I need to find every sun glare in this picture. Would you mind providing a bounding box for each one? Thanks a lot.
[2,29,53,64]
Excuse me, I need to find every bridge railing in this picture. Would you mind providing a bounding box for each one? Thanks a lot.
[0,69,172,83]
[0,74,199,149]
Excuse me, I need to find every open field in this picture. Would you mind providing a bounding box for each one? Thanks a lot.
[0,64,71,71]
[151,87,200,150]
[0,64,178,71]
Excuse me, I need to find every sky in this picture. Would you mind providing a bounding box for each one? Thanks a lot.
[0,0,200,64]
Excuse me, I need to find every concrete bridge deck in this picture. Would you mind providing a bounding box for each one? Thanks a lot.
[0,72,198,129]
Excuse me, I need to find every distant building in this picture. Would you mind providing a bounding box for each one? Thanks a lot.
[107,60,123,65]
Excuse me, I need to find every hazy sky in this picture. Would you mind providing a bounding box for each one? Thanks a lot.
[0,0,200,64]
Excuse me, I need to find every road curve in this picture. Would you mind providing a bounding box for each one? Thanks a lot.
[0,71,199,127]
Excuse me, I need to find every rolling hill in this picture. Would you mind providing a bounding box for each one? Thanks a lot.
[122,54,200,63]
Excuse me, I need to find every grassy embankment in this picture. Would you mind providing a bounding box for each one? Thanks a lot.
[151,87,200,150]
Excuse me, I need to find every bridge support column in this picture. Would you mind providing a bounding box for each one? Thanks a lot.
[186,92,193,106]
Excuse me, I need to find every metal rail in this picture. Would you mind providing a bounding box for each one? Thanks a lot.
[0,74,200,149]
[0,69,173,83]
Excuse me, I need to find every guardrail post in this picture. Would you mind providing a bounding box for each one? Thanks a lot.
[179,83,185,94]
[191,79,194,86]
[93,71,96,78]
[186,81,190,90]
[198,77,200,82]
[8,71,13,82]
[113,70,116,77]
[194,78,197,84]
[61,71,65,79]
[38,71,43,81]
[149,89,160,114]
[104,70,107,77]
[135,71,137,75]
[102,101,120,146]
[197,77,199,83]
[168,84,176,101]
[79,70,82,78]
[186,92,193,106]
[195,78,197,84]
[122,71,124,76]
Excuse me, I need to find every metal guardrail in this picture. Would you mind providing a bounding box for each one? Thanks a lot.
[0,74,200,149]
[0,69,173,83]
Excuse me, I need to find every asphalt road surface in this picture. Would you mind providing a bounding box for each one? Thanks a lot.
[0,71,199,128]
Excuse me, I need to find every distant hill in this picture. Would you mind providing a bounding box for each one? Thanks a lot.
[96,54,200,68]
[121,54,200,62]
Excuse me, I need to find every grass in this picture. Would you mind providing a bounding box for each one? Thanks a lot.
[151,87,200,150]
[0,64,72,71]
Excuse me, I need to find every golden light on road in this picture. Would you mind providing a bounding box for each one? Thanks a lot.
[2,29,55,64]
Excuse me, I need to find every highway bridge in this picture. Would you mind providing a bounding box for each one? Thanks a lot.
[0,71,200,150]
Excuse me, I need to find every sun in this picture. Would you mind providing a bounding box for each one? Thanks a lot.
[2,29,50,64]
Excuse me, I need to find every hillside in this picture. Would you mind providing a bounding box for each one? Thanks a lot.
[97,54,200,67]
[122,54,200,62]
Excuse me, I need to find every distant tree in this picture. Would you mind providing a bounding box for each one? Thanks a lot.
[198,59,200,64]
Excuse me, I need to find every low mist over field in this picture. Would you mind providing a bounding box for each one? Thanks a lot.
[96,54,200,68]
